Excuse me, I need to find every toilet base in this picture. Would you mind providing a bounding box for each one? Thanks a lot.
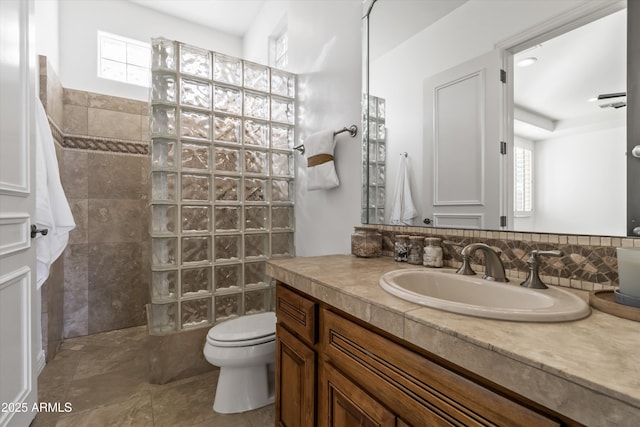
[213,363,275,414]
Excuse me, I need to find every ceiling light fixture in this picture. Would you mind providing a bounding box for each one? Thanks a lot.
[516,57,537,67]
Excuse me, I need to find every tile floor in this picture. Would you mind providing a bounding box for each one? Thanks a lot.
[33,326,274,427]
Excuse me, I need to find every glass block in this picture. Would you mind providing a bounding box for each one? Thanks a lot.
[213,53,242,85]
[245,234,268,259]
[377,123,386,141]
[368,143,376,162]
[271,124,293,150]
[182,205,211,233]
[245,262,268,287]
[181,267,211,296]
[151,138,176,169]
[151,204,177,234]
[149,303,177,334]
[214,234,241,262]
[377,165,385,186]
[180,44,211,79]
[244,92,269,120]
[271,97,295,124]
[151,172,177,201]
[214,206,241,232]
[245,206,268,231]
[244,120,269,147]
[215,146,241,173]
[214,264,242,292]
[244,62,269,92]
[244,150,268,175]
[368,120,377,140]
[180,78,211,109]
[151,105,176,135]
[152,73,176,103]
[181,142,210,170]
[182,236,211,264]
[152,39,176,70]
[182,298,211,328]
[369,96,377,118]
[214,176,240,201]
[214,115,241,144]
[271,179,293,202]
[271,69,295,97]
[214,293,242,322]
[271,206,293,230]
[271,233,294,257]
[214,85,242,115]
[377,209,385,224]
[376,187,386,207]
[377,98,386,120]
[181,174,210,201]
[180,110,210,140]
[368,164,377,185]
[244,289,268,314]
[245,178,267,202]
[152,237,177,266]
[271,152,293,176]
[152,270,176,300]
[377,143,386,162]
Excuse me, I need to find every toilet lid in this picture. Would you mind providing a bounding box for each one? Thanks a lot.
[207,312,276,344]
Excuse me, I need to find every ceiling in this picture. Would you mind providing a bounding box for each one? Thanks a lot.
[513,7,627,140]
[127,0,265,37]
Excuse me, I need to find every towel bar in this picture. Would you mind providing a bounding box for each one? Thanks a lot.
[293,124,358,155]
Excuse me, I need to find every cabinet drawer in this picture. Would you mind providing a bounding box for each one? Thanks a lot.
[321,308,560,427]
[276,283,317,345]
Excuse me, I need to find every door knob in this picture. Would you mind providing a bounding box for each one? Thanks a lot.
[632,145,640,158]
[30,224,49,238]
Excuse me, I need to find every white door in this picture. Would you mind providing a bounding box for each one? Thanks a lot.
[422,49,505,229]
[0,0,38,426]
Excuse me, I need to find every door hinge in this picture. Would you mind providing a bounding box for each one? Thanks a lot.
[500,215,507,227]
[500,141,507,155]
[500,69,507,83]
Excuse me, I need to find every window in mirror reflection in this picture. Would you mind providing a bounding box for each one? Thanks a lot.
[514,144,533,216]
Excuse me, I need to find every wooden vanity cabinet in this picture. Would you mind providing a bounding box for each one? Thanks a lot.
[275,282,574,427]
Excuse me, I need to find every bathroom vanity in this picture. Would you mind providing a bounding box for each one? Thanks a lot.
[268,255,640,427]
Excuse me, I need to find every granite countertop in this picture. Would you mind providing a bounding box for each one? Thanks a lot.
[266,255,640,427]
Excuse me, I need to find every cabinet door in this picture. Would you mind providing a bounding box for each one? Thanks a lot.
[276,323,316,427]
[319,361,395,427]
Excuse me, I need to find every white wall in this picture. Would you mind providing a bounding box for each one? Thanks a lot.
[371,0,586,225]
[58,0,242,101]
[534,126,626,236]
[35,0,60,72]
[246,0,362,256]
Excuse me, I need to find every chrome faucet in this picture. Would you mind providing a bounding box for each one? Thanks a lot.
[457,243,509,282]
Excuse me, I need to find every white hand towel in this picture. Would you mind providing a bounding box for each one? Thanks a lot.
[305,129,339,191]
[35,99,76,288]
[390,155,417,225]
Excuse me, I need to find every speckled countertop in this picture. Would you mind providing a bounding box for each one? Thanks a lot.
[267,255,640,427]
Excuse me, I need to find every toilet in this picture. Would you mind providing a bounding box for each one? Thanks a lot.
[203,311,277,414]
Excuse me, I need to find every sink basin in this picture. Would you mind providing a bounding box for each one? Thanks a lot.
[379,269,590,322]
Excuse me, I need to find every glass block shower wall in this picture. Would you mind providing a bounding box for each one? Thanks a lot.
[362,95,386,224]
[148,39,296,334]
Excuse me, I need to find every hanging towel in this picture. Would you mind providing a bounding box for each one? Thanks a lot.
[390,155,417,225]
[35,98,75,289]
[305,129,340,191]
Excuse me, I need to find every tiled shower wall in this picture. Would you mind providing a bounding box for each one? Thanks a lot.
[360,224,640,291]
[60,88,151,338]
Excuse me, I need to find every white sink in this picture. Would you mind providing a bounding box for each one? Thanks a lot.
[379,269,590,322]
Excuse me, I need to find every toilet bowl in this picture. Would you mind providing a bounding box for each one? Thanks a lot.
[203,311,276,414]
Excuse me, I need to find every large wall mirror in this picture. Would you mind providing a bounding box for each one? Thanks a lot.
[362,0,639,237]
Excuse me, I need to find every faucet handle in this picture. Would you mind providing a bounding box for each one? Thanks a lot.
[521,250,564,289]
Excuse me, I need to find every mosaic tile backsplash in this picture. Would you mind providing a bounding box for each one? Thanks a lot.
[148,39,296,334]
[359,224,640,291]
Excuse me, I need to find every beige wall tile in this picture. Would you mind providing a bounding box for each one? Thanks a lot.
[64,88,89,107]
[88,92,147,115]
[88,108,141,140]
[63,104,88,135]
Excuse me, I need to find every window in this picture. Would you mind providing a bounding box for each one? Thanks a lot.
[98,31,150,87]
[514,145,533,215]
[274,31,288,69]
